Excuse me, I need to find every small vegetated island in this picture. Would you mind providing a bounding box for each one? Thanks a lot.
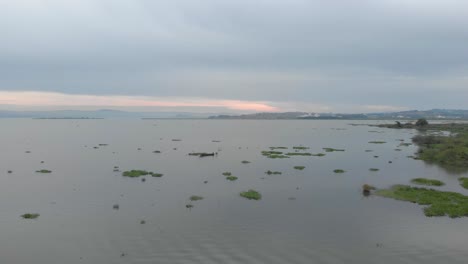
[240,189,262,200]
[370,119,468,217]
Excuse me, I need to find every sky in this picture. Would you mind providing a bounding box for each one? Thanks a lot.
[0,0,467,113]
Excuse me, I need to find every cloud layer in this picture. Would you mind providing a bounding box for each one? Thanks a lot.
[1,0,467,112]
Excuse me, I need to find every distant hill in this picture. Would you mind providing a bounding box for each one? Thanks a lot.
[209,109,468,120]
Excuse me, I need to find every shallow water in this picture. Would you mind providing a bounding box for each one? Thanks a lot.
[0,119,467,264]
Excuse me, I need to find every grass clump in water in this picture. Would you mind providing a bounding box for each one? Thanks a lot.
[226,176,238,181]
[458,177,468,189]
[265,170,282,175]
[369,168,379,172]
[122,170,162,178]
[189,195,204,201]
[293,146,309,150]
[269,147,288,150]
[294,166,305,170]
[333,169,345,173]
[36,169,52,173]
[261,151,290,159]
[241,160,251,164]
[21,213,40,219]
[322,148,345,152]
[240,189,262,200]
[286,152,312,156]
[411,178,445,186]
[222,172,232,176]
[376,185,468,218]
[369,141,387,144]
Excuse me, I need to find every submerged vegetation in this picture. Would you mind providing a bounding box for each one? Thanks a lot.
[240,189,262,200]
[122,170,163,178]
[322,148,345,152]
[226,176,238,181]
[36,169,52,173]
[376,185,468,218]
[265,170,282,175]
[21,213,40,219]
[411,178,445,186]
[293,166,305,170]
[189,195,204,201]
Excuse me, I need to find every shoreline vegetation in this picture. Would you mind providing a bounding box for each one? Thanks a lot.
[374,119,468,172]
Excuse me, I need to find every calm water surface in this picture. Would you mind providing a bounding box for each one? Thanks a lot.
[0,119,467,263]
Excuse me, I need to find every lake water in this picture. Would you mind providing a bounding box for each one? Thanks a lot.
[0,119,467,263]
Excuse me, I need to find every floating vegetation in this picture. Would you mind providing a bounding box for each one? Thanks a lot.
[294,166,305,170]
[266,154,290,159]
[222,172,232,176]
[369,168,379,172]
[311,153,326,157]
[36,169,52,173]
[286,152,312,156]
[376,185,468,218]
[333,169,345,173]
[186,204,194,209]
[265,170,282,175]
[261,151,283,156]
[322,148,345,152]
[269,147,288,150]
[365,150,373,152]
[374,156,379,158]
[369,141,387,144]
[459,178,468,189]
[411,178,445,186]
[412,132,468,172]
[188,152,215,157]
[394,149,402,151]
[241,160,251,164]
[153,150,161,153]
[293,146,309,150]
[399,143,412,147]
[172,139,182,141]
[21,213,39,219]
[122,170,163,178]
[189,195,204,201]
[226,176,238,181]
[240,189,262,200]
[362,184,376,196]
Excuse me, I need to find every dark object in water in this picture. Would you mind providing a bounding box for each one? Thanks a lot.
[188,152,217,157]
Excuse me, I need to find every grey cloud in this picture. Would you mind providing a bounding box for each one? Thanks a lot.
[0,0,467,110]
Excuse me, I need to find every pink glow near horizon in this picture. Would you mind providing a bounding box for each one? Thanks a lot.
[0,91,280,112]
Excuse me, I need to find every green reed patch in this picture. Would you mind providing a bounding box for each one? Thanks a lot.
[411,178,445,186]
[21,213,40,219]
[322,148,345,152]
[226,176,238,181]
[294,166,305,170]
[189,195,204,201]
[369,168,379,172]
[333,169,345,173]
[376,185,468,218]
[240,189,262,200]
[36,169,52,173]
[122,170,163,178]
[369,141,387,144]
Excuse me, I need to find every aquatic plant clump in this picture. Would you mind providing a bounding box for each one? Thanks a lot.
[369,141,387,144]
[240,189,262,200]
[189,195,204,201]
[226,176,238,181]
[411,178,445,186]
[322,148,345,152]
[241,160,251,164]
[122,170,163,178]
[294,166,305,170]
[265,170,282,175]
[458,178,468,189]
[36,169,52,173]
[293,146,310,150]
[333,169,345,173]
[286,152,312,156]
[21,213,40,219]
[369,168,379,172]
[222,172,232,176]
[269,147,288,150]
[376,185,468,218]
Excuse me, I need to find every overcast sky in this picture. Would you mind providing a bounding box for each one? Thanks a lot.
[1,0,467,113]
